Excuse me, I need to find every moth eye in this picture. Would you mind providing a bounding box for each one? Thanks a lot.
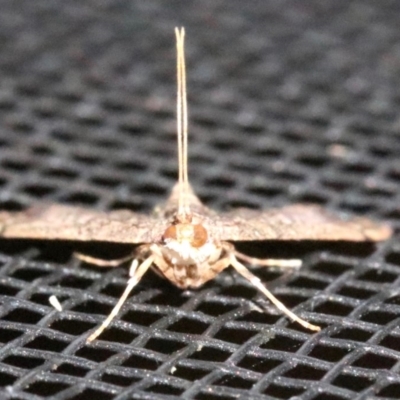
[163,225,177,241]
[191,224,208,248]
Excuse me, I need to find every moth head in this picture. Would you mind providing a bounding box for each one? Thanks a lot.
[162,222,208,248]
[159,218,222,288]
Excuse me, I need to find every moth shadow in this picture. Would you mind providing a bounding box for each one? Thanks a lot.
[0,239,135,266]
[0,238,378,267]
[233,240,378,262]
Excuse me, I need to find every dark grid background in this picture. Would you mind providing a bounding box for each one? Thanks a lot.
[0,1,400,399]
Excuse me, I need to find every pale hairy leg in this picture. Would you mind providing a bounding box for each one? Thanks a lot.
[87,255,154,342]
[233,249,302,268]
[74,252,135,267]
[229,253,320,332]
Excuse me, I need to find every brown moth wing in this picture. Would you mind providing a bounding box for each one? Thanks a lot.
[0,204,168,243]
[205,204,392,242]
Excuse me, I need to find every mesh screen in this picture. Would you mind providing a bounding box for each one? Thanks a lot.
[0,1,400,399]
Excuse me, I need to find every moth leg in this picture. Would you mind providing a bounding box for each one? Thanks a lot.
[87,255,154,342]
[74,252,136,267]
[229,253,320,332]
[233,249,302,269]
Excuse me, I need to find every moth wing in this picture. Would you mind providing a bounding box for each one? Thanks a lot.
[0,204,166,243]
[206,204,391,242]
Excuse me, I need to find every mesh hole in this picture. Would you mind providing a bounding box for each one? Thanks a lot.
[72,153,102,166]
[147,291,187,307]
[20,183,55,197]
[68,388,114,400]
[31,293,62,306]
[122,354,159,371]
[3,355,45,369]
[297,154,327,167]
[109,199,145,212]
[43,167,78,179]
[358,269,397,283]
[214,327,257,344]
[341,162,373,174]
[295,193,327,204]
[24,336,69,352]
[119,122,149,137]
[0,327,23,343]
[205,176,236,189]
[332,373,374,391]
[122,310,163,326]
[312,394,345,400]
[101,372,139,387]
[213,374,254,389]
[2,159,32,172]
[190,346,231,362]
[379,334,400,352]
[96,327,138,343]
[314,301,353,316]
[0,283,20,296]
[58,275,92,289]
[0,176,7,187]
[309,345,351,362]
[4,308,43,324]
[352,353,397,370]
[50,128,77,143]
[361,310,398,325]
[237,356,282,374]
[90,175,123,188]
[385,251,400,266]
[311,261,352,276]
[113,159,147,172]
[145,337,186,354]
[167,317,209,335]
[8,119,34,134]
[196,301,237,316]
[237,311,280,324]
[260,336,304,351]
[61,191,100,206]
[31,144,53,156]
[332,328,373,342]
[53,363,89,377]
[195,392,235,400]
[0,200,26,211]
[11,267,50,281]
[0,371,17,386]
[171,365,210,381]
[385,295,400,305]
[25,380,69,396]
[145,383,184,395]
[220,284,256,300]
[288,276,328,290]
[75,347,116,362]
[283,364,326,380]
[263,384,304,399]
[337,285,376,300]
[248,185,283,198]
[73,300,113,316]
[50,319,95,335]
[377,383,400,397]
[277,293,314,308]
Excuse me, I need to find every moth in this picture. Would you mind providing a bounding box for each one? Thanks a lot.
[0,28,391,342]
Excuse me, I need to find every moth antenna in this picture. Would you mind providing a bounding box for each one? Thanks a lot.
[229,254,321,332]
[87,256,154,342]
[175,27,190,218]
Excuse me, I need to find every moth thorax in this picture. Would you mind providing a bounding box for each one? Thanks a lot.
[163,223,208,248]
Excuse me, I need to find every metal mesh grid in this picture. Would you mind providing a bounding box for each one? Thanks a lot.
[0,1,400,399]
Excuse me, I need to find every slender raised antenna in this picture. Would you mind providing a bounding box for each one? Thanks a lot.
[175,27,190,218]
